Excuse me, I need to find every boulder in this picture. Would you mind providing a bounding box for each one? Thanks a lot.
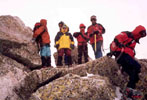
[0,54,28,100]
[29,73,116,100]
[0,15,41,69]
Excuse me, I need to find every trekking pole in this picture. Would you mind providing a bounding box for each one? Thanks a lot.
[94,34,96,53]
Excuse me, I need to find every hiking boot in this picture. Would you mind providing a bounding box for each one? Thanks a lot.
[124,87,142,99]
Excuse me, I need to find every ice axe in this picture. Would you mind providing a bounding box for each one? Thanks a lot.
[94,34,96,53]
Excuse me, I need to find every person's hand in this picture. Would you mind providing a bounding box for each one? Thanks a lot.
[93,31,99,35]
[70,44,74,49]
[54,44,59,49]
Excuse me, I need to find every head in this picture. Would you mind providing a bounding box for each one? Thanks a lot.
[61,24,68,33]
[90,15,97,25]
[58,21,64,29]
[79,23,86,32]
[40,19,47,26]
[132,25,146,43]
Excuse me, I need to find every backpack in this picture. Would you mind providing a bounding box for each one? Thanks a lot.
[33,22,46,44]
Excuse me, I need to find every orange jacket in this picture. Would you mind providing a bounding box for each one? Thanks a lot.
[87,23,105,44]
[33,19,50,44]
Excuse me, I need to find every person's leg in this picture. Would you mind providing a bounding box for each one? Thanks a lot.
[40,46,47,67]
[83,45,88,63]
[57,49,64,66]
[78,45,82,64]
[66,49,72,66]
[46,46,52,67]
[96,41,103,58]
[91,44,97,59]
[117,53,141,89]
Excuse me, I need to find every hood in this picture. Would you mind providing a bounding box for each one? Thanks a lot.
[40,19,47,26]
[132,25,146,41]
[61,24,68,33]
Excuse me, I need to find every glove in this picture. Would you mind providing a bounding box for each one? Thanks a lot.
[70,44,74,49]
[54,44,59,49]
[93,31,99,35]
[73,32,80,37]
[89,33,93,37]
[106,52,112,57]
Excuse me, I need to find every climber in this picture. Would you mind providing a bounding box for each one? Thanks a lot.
[107,25,146,99]
[87,15,105,59]
[57,21,68,65]
[73,23,89,64]
[55,24,74,67]
[32,19,52,68]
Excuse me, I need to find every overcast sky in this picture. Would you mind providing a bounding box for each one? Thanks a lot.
[0,0,147,65]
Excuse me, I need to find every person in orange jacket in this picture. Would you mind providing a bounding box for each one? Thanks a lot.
[32,19,51,68]
[73,23,89,64]
[87,15,105,59]
[107,25,146,99]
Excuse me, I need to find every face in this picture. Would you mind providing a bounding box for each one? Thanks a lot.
[61,27,68,33]
[91,18,97,25]
[80,27,85,31]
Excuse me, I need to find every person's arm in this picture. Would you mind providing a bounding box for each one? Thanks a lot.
[73,32,80,38]
[97,23,105,34]
[33,26,44,39]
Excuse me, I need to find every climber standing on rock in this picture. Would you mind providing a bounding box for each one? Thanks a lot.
[73,23,89,64]
[107,25,146,99]
[87,15,105,59]
[32,19,52,68]
[55,24,74,67]
[57,21,68,65]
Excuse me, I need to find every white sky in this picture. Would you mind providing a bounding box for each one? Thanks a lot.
[0,0,147,66]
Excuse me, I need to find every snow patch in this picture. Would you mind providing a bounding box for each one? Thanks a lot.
[115,87,122,100]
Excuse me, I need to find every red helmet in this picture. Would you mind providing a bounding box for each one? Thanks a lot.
[79,23,86,29]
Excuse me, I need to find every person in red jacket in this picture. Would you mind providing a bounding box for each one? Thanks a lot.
[32,19,52,68]
[87,15,105,59]
[107,25,146,99]
[73,24,89,64]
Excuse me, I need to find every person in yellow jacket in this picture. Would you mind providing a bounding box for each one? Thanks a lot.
[55,25,74,66]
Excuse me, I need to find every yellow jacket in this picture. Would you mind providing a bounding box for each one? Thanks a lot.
[55,32,74,50]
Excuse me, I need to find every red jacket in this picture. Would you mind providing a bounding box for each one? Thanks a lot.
[87,23,105,44]
[73,32,88,46]
[33,19,50,44]
[111,25,146,58]
[111,32,136,58]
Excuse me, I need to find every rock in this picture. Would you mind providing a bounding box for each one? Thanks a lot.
[0,15,32,43]
[29,73,116,100]
[0,54,28,100]
[0,15,41,69]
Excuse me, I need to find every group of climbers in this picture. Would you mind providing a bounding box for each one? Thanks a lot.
[32,15,105,67]
[32,16,146,99]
